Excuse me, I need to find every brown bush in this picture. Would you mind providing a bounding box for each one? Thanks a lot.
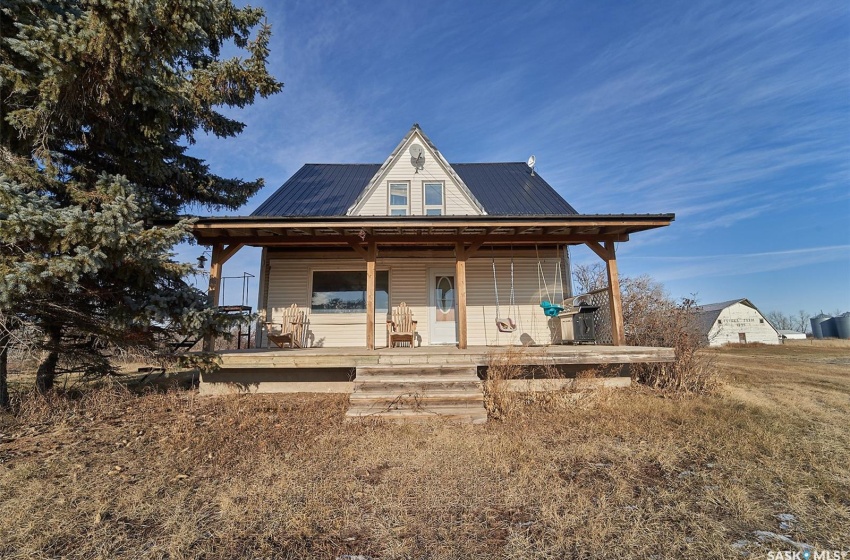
[622,276,718,394]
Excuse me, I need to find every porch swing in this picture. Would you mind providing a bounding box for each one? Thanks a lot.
[491,247,518,333]
[537,244,565,318]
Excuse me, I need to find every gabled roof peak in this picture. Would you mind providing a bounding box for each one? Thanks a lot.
[345,124,487,216]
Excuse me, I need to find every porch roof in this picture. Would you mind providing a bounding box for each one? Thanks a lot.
[190,214,675,248]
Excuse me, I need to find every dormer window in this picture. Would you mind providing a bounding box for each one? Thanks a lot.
[389,183,409,215]
[424,182,444,215]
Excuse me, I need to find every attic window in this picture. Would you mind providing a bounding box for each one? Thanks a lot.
[424,182,444,215]
[717,320,722,325]
[389,183,409,216]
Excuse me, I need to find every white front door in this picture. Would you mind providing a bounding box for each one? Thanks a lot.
[429,270,457,345]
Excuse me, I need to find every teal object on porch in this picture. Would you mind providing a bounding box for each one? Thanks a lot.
[540,300,564,318]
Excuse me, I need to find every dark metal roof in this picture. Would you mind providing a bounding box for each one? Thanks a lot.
[251,162,578,217]
[251,164,380,217]
[452,163,578,216]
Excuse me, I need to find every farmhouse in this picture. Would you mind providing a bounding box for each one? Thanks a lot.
[695,299,780,346]
[190,125,676,420]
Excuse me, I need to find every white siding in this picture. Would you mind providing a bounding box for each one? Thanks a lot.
[707,303,780,346]
[262,254,567,348]
[466,257,565,346]
[353,131,481,216]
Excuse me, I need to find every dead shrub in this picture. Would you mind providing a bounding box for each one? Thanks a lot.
[483,348,525,420]
[484,351,609,419]
[622,277,718,394]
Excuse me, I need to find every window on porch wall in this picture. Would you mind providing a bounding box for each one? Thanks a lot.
[311,271,389,313]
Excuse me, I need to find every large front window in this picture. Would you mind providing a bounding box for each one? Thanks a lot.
[311,270,389,313]
[389,183,409,216]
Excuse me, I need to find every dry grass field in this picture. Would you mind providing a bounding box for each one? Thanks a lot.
[1,340,848,559]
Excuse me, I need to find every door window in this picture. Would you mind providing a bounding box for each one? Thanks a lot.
[435,276,455,321]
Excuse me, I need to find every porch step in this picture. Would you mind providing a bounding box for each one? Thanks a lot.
[346,364,486,424]
[352,380,481,394]
[356,365,479,379]
[345,406,488,424]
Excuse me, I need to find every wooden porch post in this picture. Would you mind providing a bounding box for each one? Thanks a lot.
[204,244,224,351]
[604,242,625,346]
[585,241,626,346]
[455,243,468,349]
[203,243,244,352]
[366,242,376,350]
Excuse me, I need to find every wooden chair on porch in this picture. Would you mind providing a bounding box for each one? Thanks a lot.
[263,304,306,349]
[387,302,417,349]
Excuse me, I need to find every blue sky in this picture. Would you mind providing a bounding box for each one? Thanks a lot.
[180,0,850,320]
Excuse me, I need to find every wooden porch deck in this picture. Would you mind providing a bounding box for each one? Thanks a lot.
[205,345,674,421]
[217,344,674,370]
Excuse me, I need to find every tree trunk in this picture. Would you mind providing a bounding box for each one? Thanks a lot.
[36,324,62,395]
[0,329,9,411]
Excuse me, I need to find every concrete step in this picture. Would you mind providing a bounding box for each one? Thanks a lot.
[352,380,482,394]
[356,365,478,379]
[345,406,488,424]
[349,363,486,422]
[349,394,484,407]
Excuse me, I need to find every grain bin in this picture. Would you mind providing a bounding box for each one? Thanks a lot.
[810,314,831,339]
[834,312,850,339]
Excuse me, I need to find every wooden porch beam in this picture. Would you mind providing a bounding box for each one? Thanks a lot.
[585,240,611,261]
[197,233,630,247]
[455,243,468,350]
[347,242,369,259]
[193,218,672,231]
[218,243,245,266]
[585,240,625,345]
[365,242,376,351]
[464,239,486,257]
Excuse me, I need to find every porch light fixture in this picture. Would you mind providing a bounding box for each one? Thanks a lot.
[197,253,208,269]
[358,229,367,240]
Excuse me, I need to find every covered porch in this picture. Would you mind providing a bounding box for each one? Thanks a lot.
[193,214,674,352]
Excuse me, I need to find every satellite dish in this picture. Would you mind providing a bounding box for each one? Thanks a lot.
[527,155,536,176]
[410,144,425,173]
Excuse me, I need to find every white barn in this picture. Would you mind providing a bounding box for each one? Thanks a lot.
[696,299,780,346]
[778,330,806,341]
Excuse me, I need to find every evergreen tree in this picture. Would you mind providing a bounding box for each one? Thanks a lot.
[0,0,282,398]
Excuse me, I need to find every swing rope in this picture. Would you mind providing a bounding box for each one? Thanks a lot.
[492,246,517,333]
[536,244,552,302]
[509,251,516,315]
[537,244,565,318]
[492,248,501,318]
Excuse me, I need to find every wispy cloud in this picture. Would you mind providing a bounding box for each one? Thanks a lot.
[629,245,850,282]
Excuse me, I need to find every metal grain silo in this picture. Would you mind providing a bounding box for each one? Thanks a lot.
[810,314,831,339]
[834,312,850,339]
